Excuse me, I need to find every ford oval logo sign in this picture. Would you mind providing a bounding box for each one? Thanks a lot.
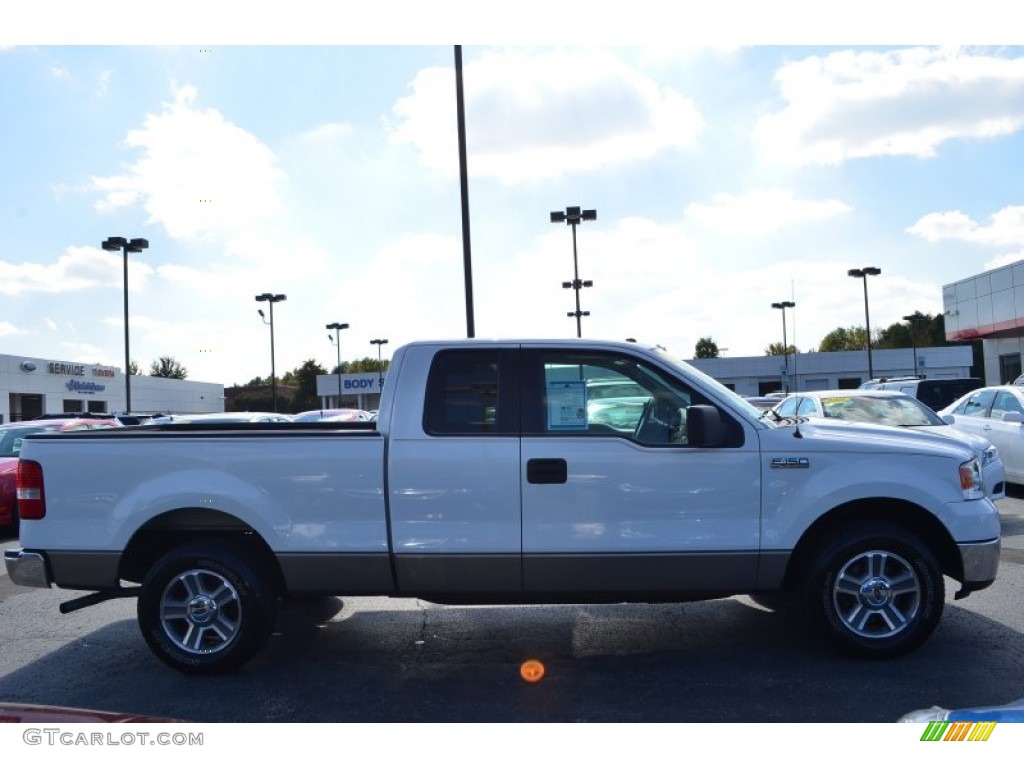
[20,361,37,372]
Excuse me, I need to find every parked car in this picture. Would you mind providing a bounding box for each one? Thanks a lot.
[744,395,783,412]
[867,376,982,411]
[940,385,1024,485]
[292,408,373,423]
[775,389,1005,499]
[147,412,292,424]
[1,418,120,534]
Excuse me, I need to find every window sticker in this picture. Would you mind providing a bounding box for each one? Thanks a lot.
[547,381,588,430]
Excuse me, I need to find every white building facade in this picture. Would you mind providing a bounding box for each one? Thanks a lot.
[688,345,974,397]
[944,259,1024,385]
[317,371,386,411]
[1,353,224,423]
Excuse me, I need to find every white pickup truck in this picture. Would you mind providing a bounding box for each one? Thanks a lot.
[5,339,1001,674]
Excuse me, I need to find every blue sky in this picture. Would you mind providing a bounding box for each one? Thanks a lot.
[3,5,1024,386]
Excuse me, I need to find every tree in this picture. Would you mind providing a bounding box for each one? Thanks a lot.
[292,359,328,411]
[149,356,188,379]
[764,343,798,356]
[818,326,870,352]
[128,359,142,376]
[694,337,720,359]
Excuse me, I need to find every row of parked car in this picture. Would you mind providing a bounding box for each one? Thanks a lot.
[0,408,376,535]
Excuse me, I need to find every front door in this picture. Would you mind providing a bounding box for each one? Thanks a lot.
[519,349,762,598]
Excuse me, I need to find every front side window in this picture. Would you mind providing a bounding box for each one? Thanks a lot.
[956,389,996,417]
[527,351,705,446]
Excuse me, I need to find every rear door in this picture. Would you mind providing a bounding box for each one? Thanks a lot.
[518,348,762,598]
[386,345,523,596]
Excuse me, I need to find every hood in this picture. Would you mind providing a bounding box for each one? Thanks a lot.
[767,417,976,461]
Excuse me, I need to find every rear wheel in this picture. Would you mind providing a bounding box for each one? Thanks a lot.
[137,542,278,675]
[805,523,944,659]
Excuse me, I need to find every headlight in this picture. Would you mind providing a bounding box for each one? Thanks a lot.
[982,445,999,466]
[959,458,984,500]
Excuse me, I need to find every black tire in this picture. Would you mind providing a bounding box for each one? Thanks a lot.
[137,541,279,675]
[804,522,944,659]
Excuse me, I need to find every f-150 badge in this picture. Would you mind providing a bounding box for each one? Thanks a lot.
[771,458,809,468]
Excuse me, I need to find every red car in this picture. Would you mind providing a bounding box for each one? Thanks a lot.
[0,418,119,535]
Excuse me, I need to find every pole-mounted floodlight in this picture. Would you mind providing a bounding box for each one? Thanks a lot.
[255,293,287,411]
[771,300,796,393]
[326,322,349,407]
[550,206,596,338]
[848,267,882,380]
[370,338,389,389]
[102,236,149,413]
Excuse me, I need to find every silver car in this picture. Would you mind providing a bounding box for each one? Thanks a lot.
[775,389,1006,499]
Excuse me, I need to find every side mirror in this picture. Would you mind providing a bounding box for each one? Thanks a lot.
[687,404,727,447]
[1002,411,1024,424]
[942,414,955,425]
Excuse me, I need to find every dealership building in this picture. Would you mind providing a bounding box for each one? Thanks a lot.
[1,353,223,423]
[943,259,1024,385]
[317,371,386,411]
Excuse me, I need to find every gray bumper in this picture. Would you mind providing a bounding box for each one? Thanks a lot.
[4,549,51,589]
[959,538,1000,589]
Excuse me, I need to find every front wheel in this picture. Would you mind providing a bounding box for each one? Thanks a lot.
[806,523,944,659]
[137,542,278,675]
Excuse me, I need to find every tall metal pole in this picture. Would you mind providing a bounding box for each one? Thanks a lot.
[327,323,349,408]
[454,45,475,338]
[570,221,582,338]
[772,301,795,394]
[551,206,595,337]
[102,236,148,413]
[903,313,919,377]
[849,267,881,381]
[256,293,286,412]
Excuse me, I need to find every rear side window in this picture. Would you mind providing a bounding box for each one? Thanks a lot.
[423,349,517,435]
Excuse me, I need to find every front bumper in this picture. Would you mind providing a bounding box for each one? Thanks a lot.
[4,549,51,589]
[958,538,1000,591]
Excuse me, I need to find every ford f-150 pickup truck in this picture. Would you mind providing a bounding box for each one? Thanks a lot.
[5,339,1001,674]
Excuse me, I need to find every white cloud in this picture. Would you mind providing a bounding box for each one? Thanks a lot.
[388,48,703,184]
[43,318,58,331]
[0,246,154,296]
[299,122,354,143]
[756,47,1024,166]
[685,188,851,235]
[984,251,1024,271]
[0,321,29,337]
[907,205,1024,246]
[50,65,70,80]
[92,85,285,242]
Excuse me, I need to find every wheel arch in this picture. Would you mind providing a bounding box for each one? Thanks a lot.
[783,498,963,588]
[119,508,284,591]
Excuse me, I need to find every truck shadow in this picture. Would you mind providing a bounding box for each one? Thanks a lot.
[1,592,1022,722]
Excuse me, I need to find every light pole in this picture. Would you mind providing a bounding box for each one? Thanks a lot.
[255,293,287,411]
[903,312,923,377]
[550,206,596,337]
[848,267,882,380]
[370,338,389,389]
[326,322,349,408]
[101,236,148,413]
[771,300,795,393]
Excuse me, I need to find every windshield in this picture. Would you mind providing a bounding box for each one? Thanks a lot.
[818,394,944,427]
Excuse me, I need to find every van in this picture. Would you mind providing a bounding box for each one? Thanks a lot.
[875,377,983,411]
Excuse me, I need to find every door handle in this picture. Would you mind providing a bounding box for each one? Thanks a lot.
[527,458,568,484]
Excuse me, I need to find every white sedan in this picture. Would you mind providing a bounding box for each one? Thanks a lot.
[939,385,1024,486]
[775,389,1006,499]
